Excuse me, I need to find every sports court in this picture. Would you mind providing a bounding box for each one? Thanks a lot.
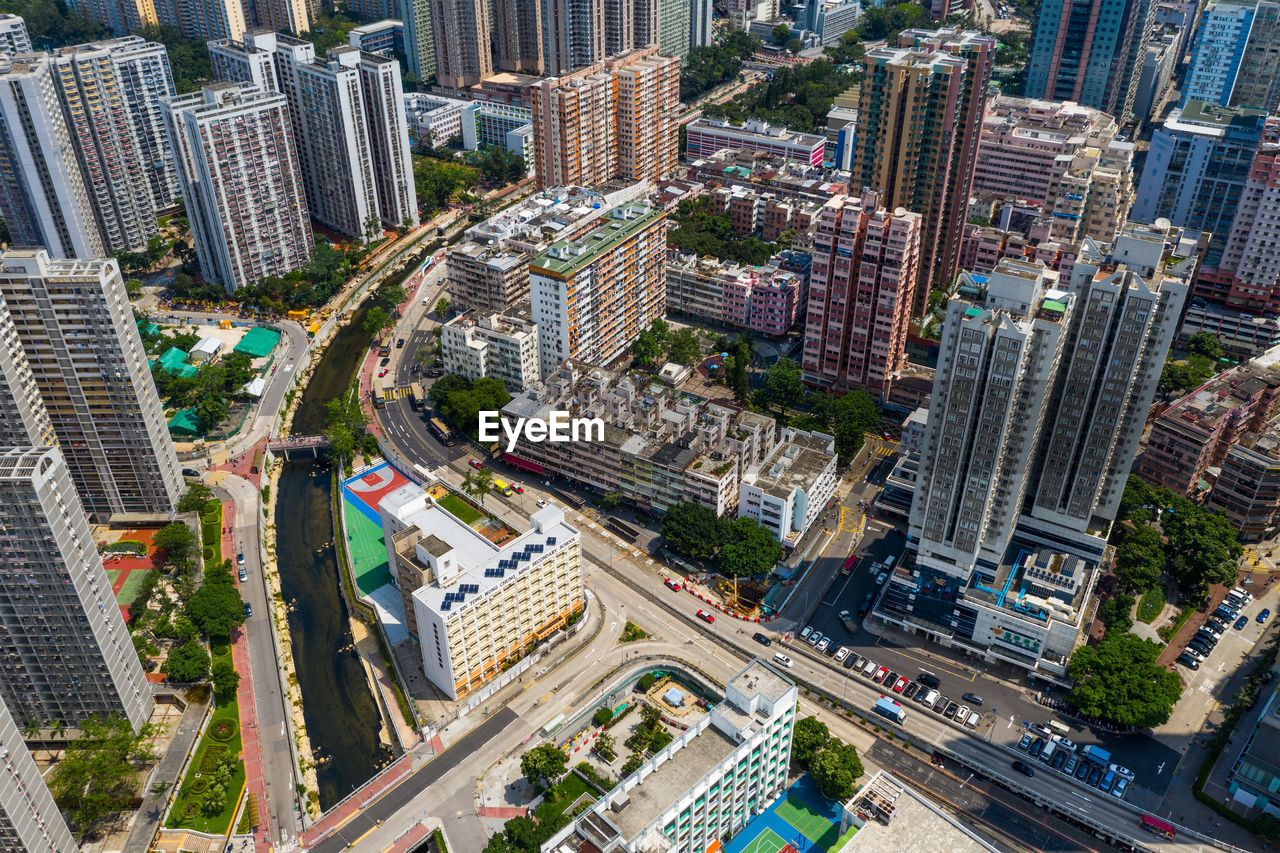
[342,461,410,523]
[340,462,413,643]
[724,776,845,853]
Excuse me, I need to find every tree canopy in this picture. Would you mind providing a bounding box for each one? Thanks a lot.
[520,743,567,787]
[717,517,784,578]
[1187,331,1223,361]
[177,482,213,513]
[701,59,856,135]
[1067,632,1182,728]
[791,716,830,766]
[660,502,725,560]
[667,196,775,267]
[809,742,864,800]
[234,239,367,312]
[48,716,158,837]
[680,32,762,102]
[324,392,376,461]
[854,2,929,41]
[163,638,210,682]
[187,565,245,639]
[154,522,198,566]
[429,374,512,437]
[1112,524,1164,593]
[661,503,782,577]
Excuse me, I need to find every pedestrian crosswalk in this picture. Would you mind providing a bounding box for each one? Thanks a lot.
[386,386,411,400]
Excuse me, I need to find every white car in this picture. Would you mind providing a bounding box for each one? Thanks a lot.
[536,498,547,507]
[816,637,830,652]
[1109,764,1135,781]
[800,626,813,640]
[807,631,822,646]
[1054,737,1077,752]
[833,647,850,663]
[875,572,888,585]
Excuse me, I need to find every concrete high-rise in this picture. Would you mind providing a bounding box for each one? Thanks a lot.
[0,53,105,258]
[0,295,54,451]
[403,0,436,79]
[0,444,153,728]
[604,0,636,56]
[162,83,313,293]
[96,36,182,210]
[67,0,153,36]
[0,14,30,53]
[1182,1,1262,106]
[150,0,247,41]
[495,0,544,73]
[1230,1,1280,110]
[543,0,605,75]
[801,191,922,396]
[1026,0,1155,119]
[0,250,183,517]
[356,52,420,231]
[854,29,994,313]
[431,0,492,93]
[531,46,679,189]
[0,695,78,852]
[50,43,159,254]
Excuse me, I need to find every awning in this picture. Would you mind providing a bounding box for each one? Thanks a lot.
[503,453,544,475]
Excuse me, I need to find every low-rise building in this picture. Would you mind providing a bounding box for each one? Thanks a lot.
[1180,299,1280,356]
[958,223,1080,279]
[688,149,850,202]
[686,117,827,166]
[543,659,797,853]
[826,85,858,171]
[665,250,809,337]
[501,361,785,517]
[441,307,541,391]
[347,19,404,56]
[1228,684,1280,817]
[739,428,838,548]
[381,485,583,699]
[461,101,534,170]
[403,92,468,145]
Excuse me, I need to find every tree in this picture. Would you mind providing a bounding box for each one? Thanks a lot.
[772,23,790,42]
[1067,632,1183,728]
[325,393,373,462]
[1257,813,1280,842]
[650,317,670,346]
[718,517,782,578]
[162,639,210,682]
[668,329,701,366]
[364,306,391,338]
[22,717,39,739]
[792,716,829,767]
[520,743,568,787]
[474,467,493,507]
[154,522,198,566]
[786,37,804,54]
[431,375,512,438]
[177,483,213,512]
[435,297,450,319]
[188,583,246,638]
[825,390,882,460]
[212,657,239,700]
[48,716,158,837]
[631,329,662,368]
[660,502,726,560]
[1162,505,1243,594]
[415,156,479,214]
[1097,593,1135,635]
[809,742,863,800]
[758,358,804,420]
[1187,331,1223,361]
[1113,524,1165,592]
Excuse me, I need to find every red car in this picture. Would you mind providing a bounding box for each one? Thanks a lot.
[468,459,483,469]
[664,578,682,591]
[893,677,908,693]
[873,667,888,683]
[513,483,524,494]
[378,368,389,377]
[696,609,715,623]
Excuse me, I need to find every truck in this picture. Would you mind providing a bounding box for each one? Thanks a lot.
[873,696,906,723]
[1082,744,1111,764]
[493,478,514,496]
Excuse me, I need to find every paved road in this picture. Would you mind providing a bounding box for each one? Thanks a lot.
[122,693,211,853]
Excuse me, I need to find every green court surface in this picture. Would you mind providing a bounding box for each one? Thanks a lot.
[437,493,482,525]
[777,796,838,848]
[116,569,156,605]
[737,827,789,853]
[343,498,393,595]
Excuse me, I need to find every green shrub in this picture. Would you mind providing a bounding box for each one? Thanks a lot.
[199,744,226,771]
[593,707,612,727]
[103,539,146,555]
[190,776,209,793]
[203,546,214,560]
[1137,586,1166,623]
[208,718,237,742]
[637,673,657,691]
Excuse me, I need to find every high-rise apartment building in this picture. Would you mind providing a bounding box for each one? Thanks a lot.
[248,0,308,35]
[0,53,105,258]
[0,444,153,728]
[441,309,542,391]
[211,32,417,236]
[0,250,183,517]
[495,0,544,73]
[162,83,313,293]
[1229,0,1280,111]
[801,191,923,396]
[0,14,30,53]
[1183,0,1262,106]
[430,0,492,92]
[96,36,181,210]
[1026,0,1155,119]
[1134,99,1269,266]
[604,0,637,56]
[68,0,153,36]
[0,296,53,451]
[0,695,78,852]
[403,0,436,79]
[1040,140,1134,245]
[530,46,678,189]
[543,0,606,75]
[854,29,994,312]
[529,201,666,374]
[150,0,247,41]
[50,43,159,254]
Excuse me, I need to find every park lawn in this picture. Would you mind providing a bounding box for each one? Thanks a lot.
[1137,586,1167,624]
[437,493,482,525]
[166,650,244,835]
[116,569,157,605]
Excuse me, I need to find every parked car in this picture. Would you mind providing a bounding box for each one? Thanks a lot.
[816,637,831,652]
[904,682,920,699]
[874,667,888,683]
[839,609,851,621]
[807,632,822,647]
[1112,777,1129,799]
[893,677,908,693]
[875,572,888,585]
[1099,771,1116,793]
[850,655,867,671]
[1235,615,1250,630]
[1051,749,1068,770]
[884,671,898,689]
[696,609,715,623]
[833,646,850,663]
[237,552,245,565]
[469,459,483,469]
[396,338,405,348]
[918,672,940,688]
[1028,739,1044,758]
[944,702,960,719]
[800,626,813,640]
[962,692,984,706]
[1087,766,1104,787]
[1017,734,1032,751]
[664,578,682,591]
[752,632,771,646]
[379,357,390,367]
[933,696,950,714]
[1063,755,1078,776]
[243,603,252,618]
[536,498,547,507]
[1109,764,1135,781]
[238,566,247,583]
[1012,760,1035,777]
[1259,608,1271,623]
[1176,653,1201,670]
[955,705,970,723]
[1075,760,1091,780]
[1054,737,1076,752]
[512,483,524,494]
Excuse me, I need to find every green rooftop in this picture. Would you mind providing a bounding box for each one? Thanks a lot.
[530,205,664,277]
[1041,299,1067,314]
[138,321,159,337]
[234,326,281,358]
[155,346,198,378]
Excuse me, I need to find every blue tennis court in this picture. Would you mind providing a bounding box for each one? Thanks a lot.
[724,776,846,853]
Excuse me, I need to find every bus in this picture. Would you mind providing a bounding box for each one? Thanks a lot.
[841,554,860,575]
[409,382,425,410]
[373,383,388,409]
[1139,815,1175,840]
[428,417,455,446]
[493,478,513,496]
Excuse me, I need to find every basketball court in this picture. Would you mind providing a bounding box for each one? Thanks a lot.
[723,776,843,853]
[734,827,797,853]
[342,461,410,523]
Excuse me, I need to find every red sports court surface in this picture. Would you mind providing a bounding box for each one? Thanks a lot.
[343,462,411,523]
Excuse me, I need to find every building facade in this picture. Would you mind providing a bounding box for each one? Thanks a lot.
[529,201,667,374]
[855,30,995,311]
[347,19,404,57]
[1230,0,1280,111]
[0,445,154,728]
[495,0,544,73]
[0,695,78,852]
[430,0,492,93]
[381,487,583,699]
[739,428,838,548]
[0,13,30,53]
[403,0,436,79]
[1182,0,1260,106]
[97,36,181,210]
[542,0,606,75]
[0,250,184,517]
[441,308,542,391]
[686,117,826,166]
[666,250,809,337]
[162,83,313,293]
[801,191,923,396]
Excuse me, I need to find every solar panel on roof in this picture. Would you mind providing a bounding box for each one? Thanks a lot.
[546,537,557,545]
[440,601,451,611]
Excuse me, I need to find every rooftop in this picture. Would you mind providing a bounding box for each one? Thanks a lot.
[839,771,998,853]
[745,429,836,500]
[531,204,664,277]
[609,725,738,839]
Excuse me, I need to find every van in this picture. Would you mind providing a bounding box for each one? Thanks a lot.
[884,555,896,568]
[1047,720,1070,737]
[800,626,813,640]
[1039,740,1058,763]
[773,653,793,668]
[861,660,877,677]
[921,689,939,708]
